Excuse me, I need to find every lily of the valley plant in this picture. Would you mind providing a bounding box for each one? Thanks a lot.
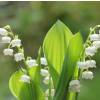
[0,20,100,100]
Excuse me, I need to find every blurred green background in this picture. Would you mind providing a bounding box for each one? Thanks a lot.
[0,1,100,100]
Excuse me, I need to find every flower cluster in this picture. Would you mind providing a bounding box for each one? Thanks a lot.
[69,26,100,93]
[0,27,49,84]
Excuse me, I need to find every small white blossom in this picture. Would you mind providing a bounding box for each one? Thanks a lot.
[43,76,49,85]
[3,48,13,56]
[41,57,48,66]
[93,41,100,49]
[26,59,38,68]
[86,60,96,68]
[11,39,21,47]
[2,36,11,43]
[77,61,88,69]
[69,80,80,92]
[82,71,93,80]
[0,28,7,36]
[20,75,30,83]
[45,89,55,97]
[85,46,97,56]
[40,69,49,77]
[14,53,24,62]
[90,34,100,41]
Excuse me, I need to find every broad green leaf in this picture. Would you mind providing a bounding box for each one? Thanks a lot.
[43,20,73,87]
[54,32,83,100]
[9,67,44,100]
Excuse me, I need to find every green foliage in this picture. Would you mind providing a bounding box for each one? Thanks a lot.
[9,67,44,100]
[9,20,84,100]
[43,20,73,87]
[43,20,83,100]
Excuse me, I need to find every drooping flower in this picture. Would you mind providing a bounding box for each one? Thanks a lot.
[93,41,100,49]
[82,71,93,79]
[2,36,11,43]
[43,76,49,85]
[90,34,100,41]
[11,39,21,47]
[26,59,38,68]
[40,69,49,77]
[0,28,7,36]
[41,57,48,66]
[86,60,96,68]
[45,89,55,97]
[20,74,30,83]
[69,80,80,92]
[85,46,97,56]
[3,48,13,56]
[14,53,24,62]
[77,61,88,69]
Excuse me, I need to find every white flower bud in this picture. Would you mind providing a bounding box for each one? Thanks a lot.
[2,36,11,43]
[3,48,13,56]
[20,75,30,83]
[11,39,21,47]
[77,61,87,69]
[85,46,97,56]
[69,80,80,92]
[43,76,49,85]
[82,71,93,80]
[93,41,100,49]
[41,57,48,66]
[14,53,24,62]
[90,34,100,41]
[86,60,96,68]
[40,69,49,77]
[0,28,7,36]
[26,59,38,68]
[45,89,55,97]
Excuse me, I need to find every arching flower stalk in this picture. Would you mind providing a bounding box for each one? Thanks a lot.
[68,25,100,100]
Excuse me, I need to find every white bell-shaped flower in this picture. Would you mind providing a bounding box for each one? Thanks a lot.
[3,48,13,56]
[90,34,100,41]
[85,46,97,56]
[14,53,24,62]
[41,57,48,66]
[40,69,49,77]
[82,71,93,79]
[20,74,30,83]
[43,76,49,85]
[45,89,55,97]
[0,28,7,36]
[93,41,100,49]
[2,36,11,43]
[69,80,80,92]
[26,59,38,68]
[77,61,88,69]
[86,60,96,68]
[11,39,21,47]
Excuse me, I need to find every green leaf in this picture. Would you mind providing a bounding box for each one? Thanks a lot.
[9,67,44,100]
[43,20,73,87]
[54,32,83,100]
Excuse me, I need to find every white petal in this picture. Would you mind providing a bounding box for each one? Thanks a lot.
[20,75,30,83]
[90,34,100,41]
[3,48,13,56]
[14,53,24,62]
[82,71,93,79]
[0,28,7,36]
[26,59,38,68]
[41,57,48,66]
[2,36,11,43]
[11,39,21,47]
